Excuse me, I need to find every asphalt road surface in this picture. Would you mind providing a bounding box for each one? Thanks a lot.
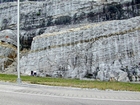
[0,82,140,105]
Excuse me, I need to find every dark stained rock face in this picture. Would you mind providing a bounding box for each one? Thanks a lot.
[0,0,140,49]
[20,16,140,82]
[0,0,140,81]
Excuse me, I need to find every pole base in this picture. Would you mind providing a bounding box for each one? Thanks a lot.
[17,78,22,84]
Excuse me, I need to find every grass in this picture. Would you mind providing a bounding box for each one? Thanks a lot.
[0,73,140,92]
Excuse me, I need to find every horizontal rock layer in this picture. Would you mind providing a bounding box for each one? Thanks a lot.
[20,16,140,82]
[0,0,140,81]
[0,0,140,49]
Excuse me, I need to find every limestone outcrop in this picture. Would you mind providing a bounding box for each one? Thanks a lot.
[0,29,17,72]
[0,0,140,49]
[0,0,140,82]
[20,16,140,82]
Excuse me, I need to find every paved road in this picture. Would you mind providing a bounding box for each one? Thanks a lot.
[0,82,140,105]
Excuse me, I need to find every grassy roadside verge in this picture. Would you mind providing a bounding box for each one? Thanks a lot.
[0,73,140,92]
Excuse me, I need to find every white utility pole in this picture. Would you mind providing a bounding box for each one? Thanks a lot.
[17,0,21,84]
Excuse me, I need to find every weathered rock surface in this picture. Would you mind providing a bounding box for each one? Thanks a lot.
[0,0,140,49]
[20,16,140,82]
[0,29,17,72]
[0,0,140,82]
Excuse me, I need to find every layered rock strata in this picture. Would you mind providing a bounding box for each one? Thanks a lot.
[0,0,140,49]
[0,0,140,81]
[20,16,140,82]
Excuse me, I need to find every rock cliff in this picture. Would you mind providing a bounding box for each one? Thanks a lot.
[0,0,140,81]
[0,0,140,49]
[0,29,17,72]
[20,16,140,82]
